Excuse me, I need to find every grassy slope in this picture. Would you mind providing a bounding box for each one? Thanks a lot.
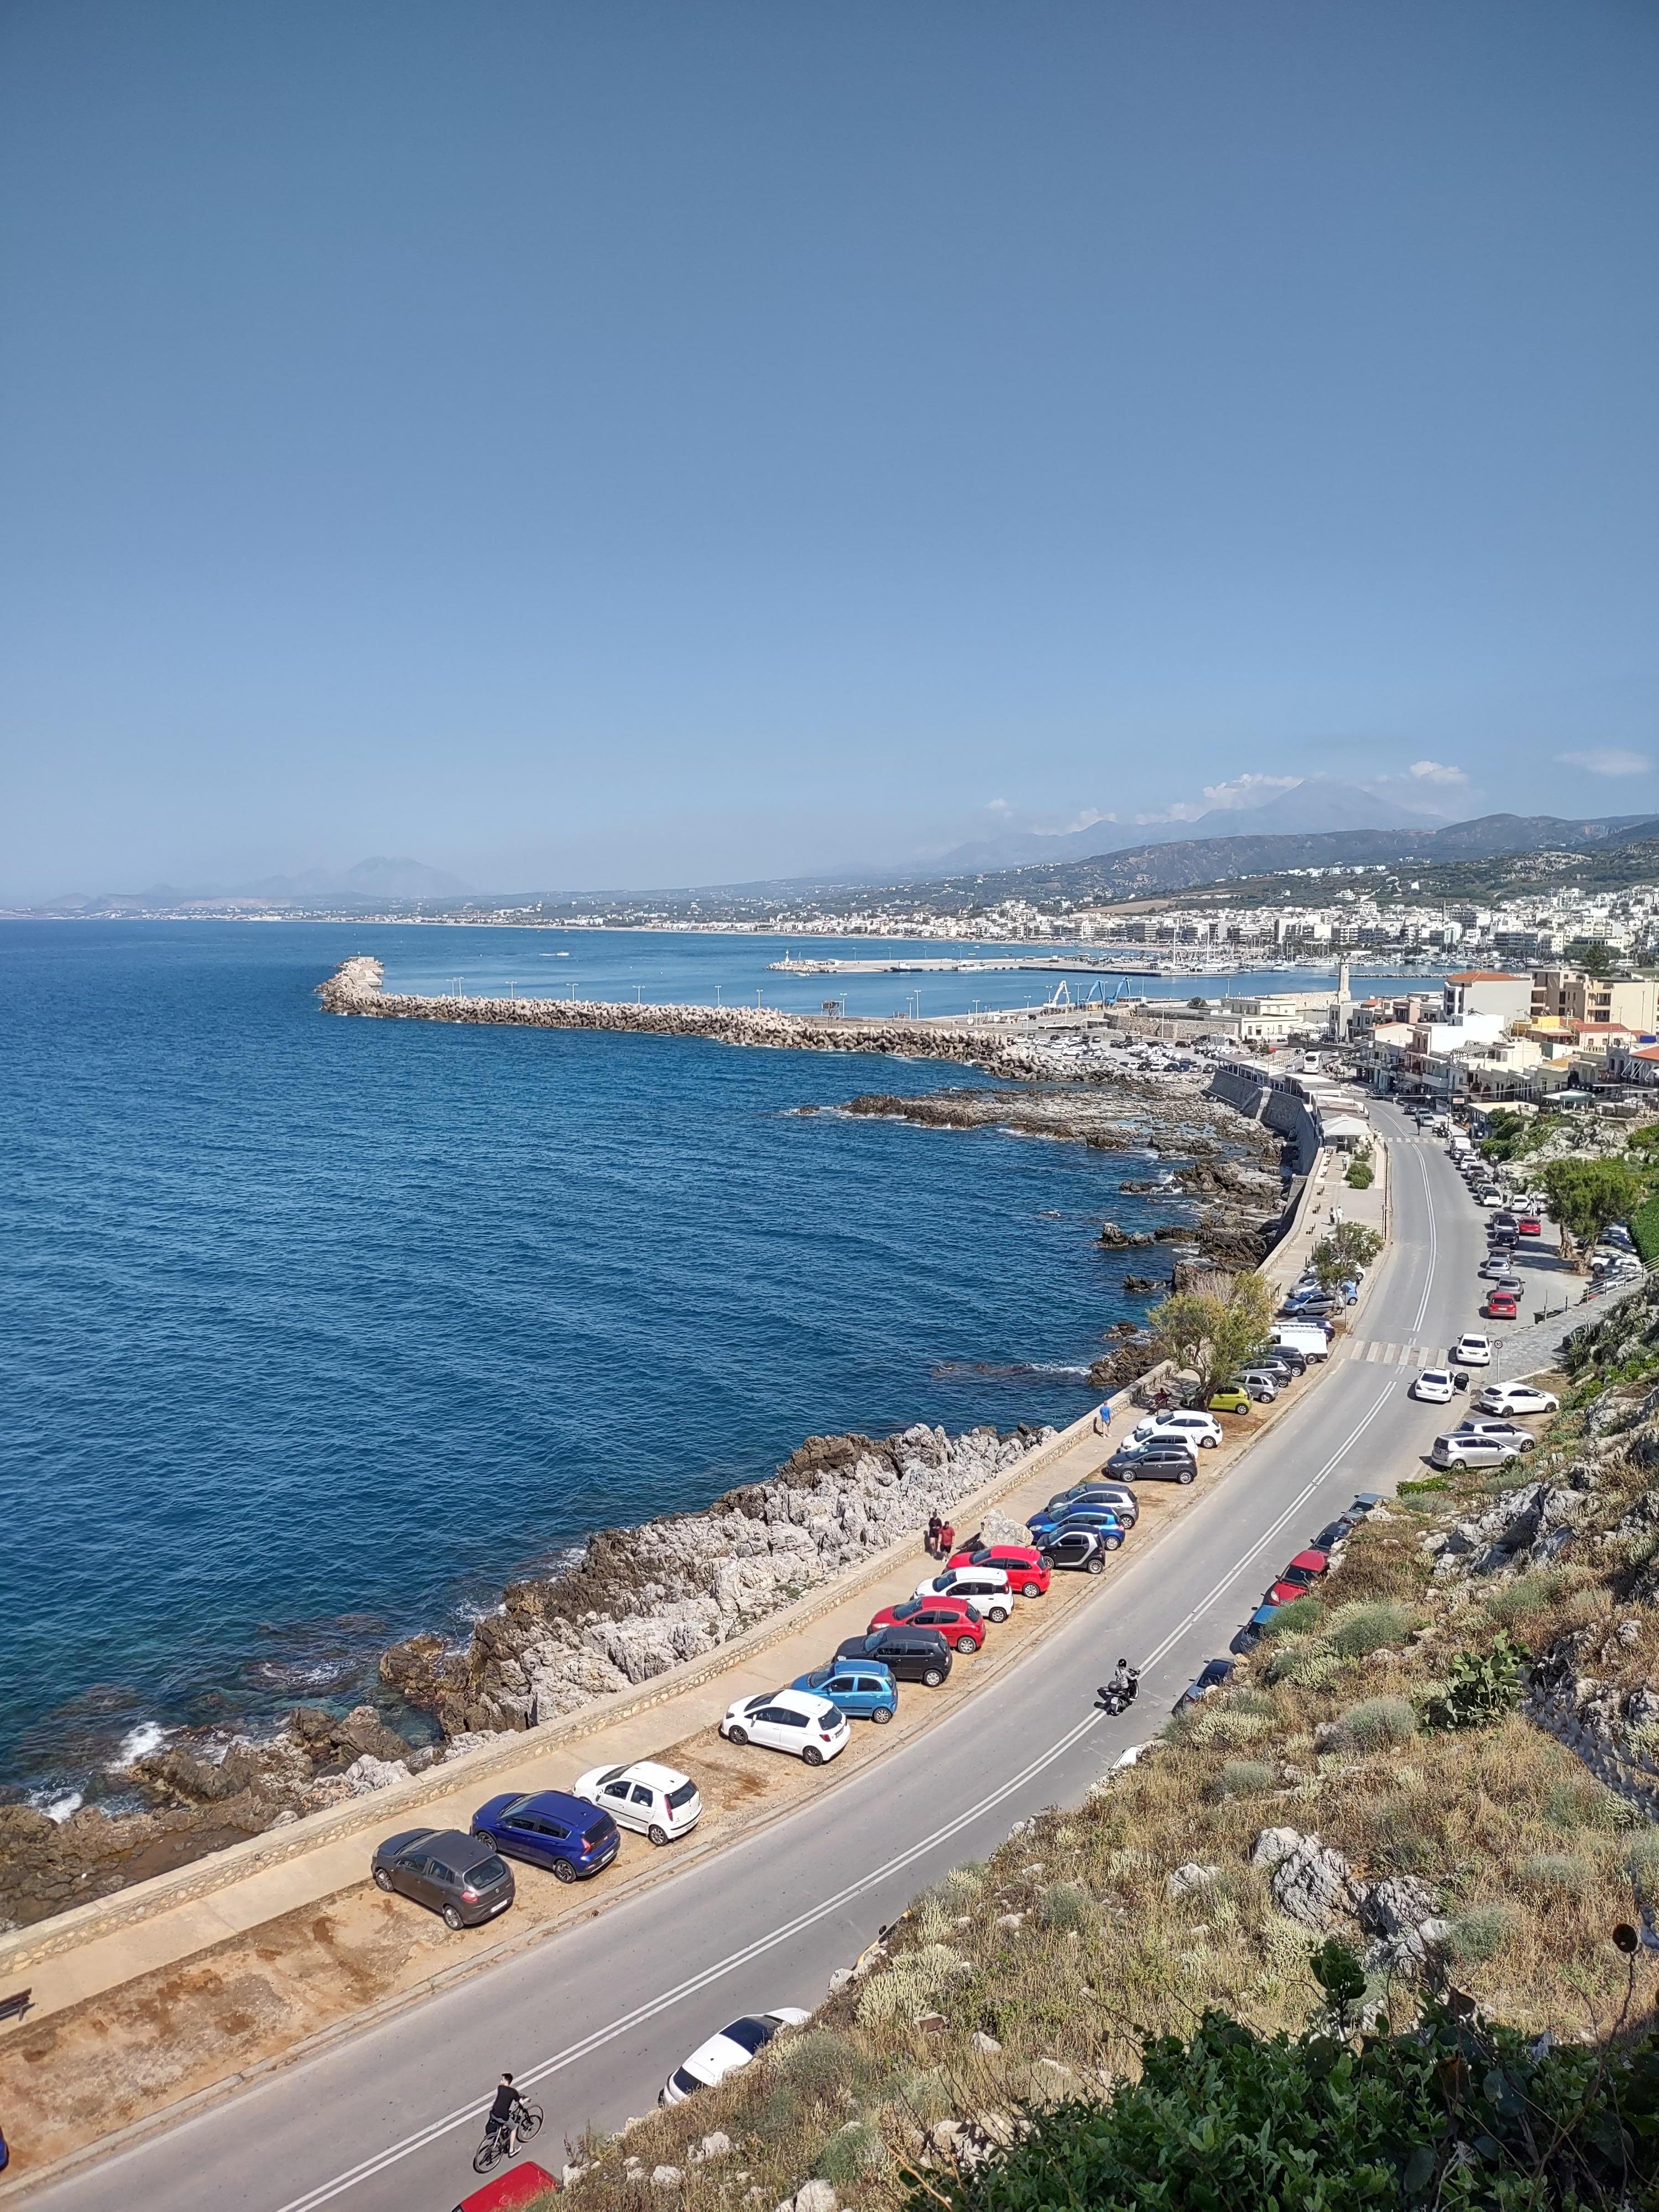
[550,1287,1659,2212]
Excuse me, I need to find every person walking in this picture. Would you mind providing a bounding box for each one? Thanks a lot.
[937,1521,956,1561]
[925,1513,942,1558]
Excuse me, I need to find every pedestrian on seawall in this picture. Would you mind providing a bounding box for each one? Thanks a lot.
[925,1513,942,1558]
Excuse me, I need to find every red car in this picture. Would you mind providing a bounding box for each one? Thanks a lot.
[1483,1291,1519,1319]
[1266,1548,1328,1607]
[868,1595,985,1653]
[455,2163,560,2212]
[1516,1215,1542,1237]
[945,1544,1051,1597]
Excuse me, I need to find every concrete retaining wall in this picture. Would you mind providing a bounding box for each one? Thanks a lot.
[1207,1068,1323,1175]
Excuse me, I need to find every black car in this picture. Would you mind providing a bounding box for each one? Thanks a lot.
[1041,1525,1121,1575]
[371,1825,515,1929]
[1262,1348,1308,1377]
[1173,1658,1235,1713]
[1110,1440,1197,1484]
[834,1627,952,1686]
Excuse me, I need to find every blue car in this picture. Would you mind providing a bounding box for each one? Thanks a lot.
[792,1660,898,1724]
[1231,1604,1282,1655]
[471,1788,620,1882]
[1026,1504,1126,1541]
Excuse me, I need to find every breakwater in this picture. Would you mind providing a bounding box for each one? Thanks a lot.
[317,954,1056,1078]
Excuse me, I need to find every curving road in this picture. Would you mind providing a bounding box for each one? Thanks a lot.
[26,1105,1496,2212]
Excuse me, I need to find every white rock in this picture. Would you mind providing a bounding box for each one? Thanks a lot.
[971,2031,1003,2053]
[651,2166,683,2187]
[694,2132,732,2162]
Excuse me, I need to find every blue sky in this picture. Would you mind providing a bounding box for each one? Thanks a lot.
[2,0,1656,896]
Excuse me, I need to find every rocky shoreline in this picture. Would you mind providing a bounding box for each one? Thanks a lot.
[0,1421,1050,1929]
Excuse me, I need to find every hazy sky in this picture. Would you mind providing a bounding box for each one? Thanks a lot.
[3,1,1657,895]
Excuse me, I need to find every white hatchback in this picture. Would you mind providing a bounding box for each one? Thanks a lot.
[719,1688,849,1765]
[1130,1410,1224,1451]
[662,2008,810,2104]
[1477,1382,1559,1417]
[1452,1333,1493,1366]
[572,1760,702,1846]
[913,1564,1013,1621]
[1412,1369,1454,1402]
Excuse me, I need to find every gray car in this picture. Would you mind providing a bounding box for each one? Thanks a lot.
[1430,1431,1522,1470]
[371,1825,515,1929]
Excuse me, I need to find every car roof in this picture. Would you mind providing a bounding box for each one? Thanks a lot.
[1287,1550,1328,1571]
[769,1687,836,1716]
[379,1825,438,1855]
[499,1788,606,1823]
[425,1828,499,1866]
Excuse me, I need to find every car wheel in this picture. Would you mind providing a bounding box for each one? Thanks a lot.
[1201,1436,1218,1447]
[374,1867,394,1892]
[1039,1552,1056,1569]
[922,1667,945,1687]
[801,1746,823,1767]
[1020,1580,1041,1598]
[726,1723,749,1746]
[989,1605,1010,1623]
[956,1635,978,1654]
[1104,1533,1124,1549]
[870,1705,893,1724]
[442,1904,463,1931]
[1086,1555,1106,1575]
[552,1858,577,1884]
[1177,1467,1194,1484]
[648,1823,670,1846]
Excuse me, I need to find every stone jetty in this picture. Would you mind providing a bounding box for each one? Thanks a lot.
[317,955,1063,1080]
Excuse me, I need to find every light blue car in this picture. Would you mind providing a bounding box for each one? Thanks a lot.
[792,1660,898,1724]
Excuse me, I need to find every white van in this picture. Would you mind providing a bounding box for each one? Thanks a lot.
[1272,1323,1331,1363]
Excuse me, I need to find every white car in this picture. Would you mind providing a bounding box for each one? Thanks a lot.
[719,1687,849,1765]
[1477,1383,1559,1417]
[572,1760,702,1845]
[913,1564,1012,1621]
[1479,1255,1524,1280]
[1452,1333,1493,1366]
[1412,1368,1455,1402]
[1130,1410,1224,1452]
[661,2007,810,2104]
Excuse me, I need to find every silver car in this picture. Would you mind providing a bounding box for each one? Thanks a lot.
[1431,1431,1522,1469]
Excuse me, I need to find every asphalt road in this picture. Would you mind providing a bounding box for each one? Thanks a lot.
[28,1105,1500,2212]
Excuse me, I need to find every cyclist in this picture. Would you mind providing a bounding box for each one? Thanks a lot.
[486,2073,527,2158]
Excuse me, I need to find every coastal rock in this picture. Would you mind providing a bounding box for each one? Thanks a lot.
[1251,1828,1359,1928]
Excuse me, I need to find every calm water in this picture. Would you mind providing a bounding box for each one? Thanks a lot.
[0,922,1329,1805]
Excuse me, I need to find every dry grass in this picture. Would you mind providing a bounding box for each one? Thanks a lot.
[552,1363,1659,2212]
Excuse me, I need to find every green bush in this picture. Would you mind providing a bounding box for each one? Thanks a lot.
[1517,1851,1594,1891]
[1325,1696,1417,1752]
[1327,1602,1420,1658]
[912,2004,1659,2212]
[1344,1157,1374,1189]
[1545,1779,1627,1832]
[812,2120,889,2184]
[1036,1880,1095,1934]
[1421,1632,1527,1731]
[1219,1759,1275,1797]
[1449,1901,1518,1963]
[1631,1193,1659,1269]
[1260,1595,1325,1638]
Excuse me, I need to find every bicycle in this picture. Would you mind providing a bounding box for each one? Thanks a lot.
[472,2101,544,2173]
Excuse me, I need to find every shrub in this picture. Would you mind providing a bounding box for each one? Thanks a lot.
[1344,1156,1374,1189]
[1327,1602,1419,1658]
[1517,1851,1594,1892]
[813,2121,889,2184]
[1036,1880,1095,1933]
[1219,1759,1275,1797]
[1449,1902,1518,1963]
[1483,1572,1564,1625]
[1544,1779,1626,1832]
[1260,1595,1325,1638]
[1266,1640,1343,1689]
[1421,1633,1526,1732]
[1324,1696,1417,1753]
[854,1945,963,2026]
[778,2028,874,2101]
[910,2003,1659,2212]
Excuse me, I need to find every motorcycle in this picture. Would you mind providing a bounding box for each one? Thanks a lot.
[1097,1668,1140,1717]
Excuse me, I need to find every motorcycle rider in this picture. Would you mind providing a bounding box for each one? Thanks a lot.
[1103,1658,1140,1709]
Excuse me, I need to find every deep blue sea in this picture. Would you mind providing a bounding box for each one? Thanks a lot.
[0,923,1392,1807]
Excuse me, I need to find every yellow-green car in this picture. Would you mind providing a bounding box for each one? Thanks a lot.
[1207,1386,1253,1416]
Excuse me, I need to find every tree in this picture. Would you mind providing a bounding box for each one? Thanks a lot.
[1538,1157,1643,1254]
[1564,938,1614,979]
[1311,1223,1383,1294]
[1147,1271,1275,1397]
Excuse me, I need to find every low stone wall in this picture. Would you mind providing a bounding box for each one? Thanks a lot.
[1206,1067,1323,1174]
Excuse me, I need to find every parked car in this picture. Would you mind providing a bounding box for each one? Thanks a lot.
[719,1687,850,1762]
[662,2008,810,2104]
[1208,1385,1253,1415]
[1349,1491,1385,1515]
[371,1827,515,1929]
[1266,1548,1329,1605]
[1129,1410,1224,1451]
[1603,1225,1635,1249]
[1491,1212,1519,1234]
[1272,1325,1331,1361]
[1231,1603,1284,1653]
[791,1660,898,1723]
[1475,1188,1505,1207]
[571,1760,702,1845]
[1312,1513,1361,1552]
[833,1626,953,1685]
[1237,1369,1281,1401]
[1478,1255,1520,1280]
[1412,1368,1454,1402]
[1042,1485,1139,1527]
[470,1790,620,1881]
[1483,1291,1519,1320]
[1041,1525,1123,1574]
[870,1595,985,1653]
[1112,1439,1198,1483]
[1516,1215,1542,1237]
[945,1542,1055,1591]
[1453,1333,1493,1365]
[455,2163,560,2212]
[1431,1431,1523,1470]
[1450,1418,1537,1452]
[1477,1382,1559,1416]
[914,1565,1014,1620]
[1173,1658,1235,1713]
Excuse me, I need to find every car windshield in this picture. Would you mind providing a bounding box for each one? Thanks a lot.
[667,1781,698,1809]
[891,1600,920,1620]
[722,2017,777,2054]
[582,1819,613,1845]
[671,2067,702,2095]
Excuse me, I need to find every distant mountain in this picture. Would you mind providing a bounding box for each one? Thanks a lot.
[246,856,473,901]
[882,811,1659,909]
[929,779,1449,874]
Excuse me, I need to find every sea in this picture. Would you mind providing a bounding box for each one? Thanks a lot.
[0,922,1421,1811]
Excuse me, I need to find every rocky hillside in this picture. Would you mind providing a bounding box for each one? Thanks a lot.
[547,1282,1659,2212]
